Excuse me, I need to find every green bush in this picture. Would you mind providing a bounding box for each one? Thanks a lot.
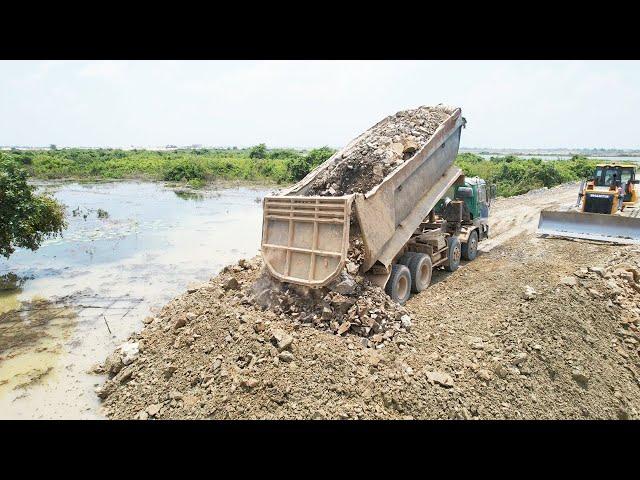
[455,154,602,197]
[286,147,335,181]
[249,144,267,159]
[164,161,206,182]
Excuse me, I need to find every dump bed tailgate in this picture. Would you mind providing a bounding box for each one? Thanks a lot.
[261,195,355,287]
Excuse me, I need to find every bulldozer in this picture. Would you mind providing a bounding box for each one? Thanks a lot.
[538,163,640,244]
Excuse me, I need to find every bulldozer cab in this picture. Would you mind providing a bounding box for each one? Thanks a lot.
[591,164,637,203]
[593,164,634,186]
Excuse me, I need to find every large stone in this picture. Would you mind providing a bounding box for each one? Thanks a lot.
[222,276,240,291]
[560,276,578,286]
[425,371,454,388]
[330,275,357,296]
[104,352,124,376]
[270,328,294,351]
[119,342,139,366]
[522,286,537,300]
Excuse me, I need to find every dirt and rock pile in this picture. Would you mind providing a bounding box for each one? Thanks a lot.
[96,236,640,420]
[305,104,454,196]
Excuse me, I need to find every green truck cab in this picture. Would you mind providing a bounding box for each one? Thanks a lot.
[434,177,495,230]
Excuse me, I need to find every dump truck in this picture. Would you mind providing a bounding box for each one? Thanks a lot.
[538,163,640,244]
[260,107,495,304]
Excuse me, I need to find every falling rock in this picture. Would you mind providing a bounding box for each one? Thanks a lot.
[337,322,351,336]
[425,371,454,388]
[222,276,240,291]
[330,275,357,296]
[346,261,360,275]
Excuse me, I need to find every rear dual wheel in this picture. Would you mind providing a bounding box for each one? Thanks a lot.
[386,252,433,304]
[398,252,433,293]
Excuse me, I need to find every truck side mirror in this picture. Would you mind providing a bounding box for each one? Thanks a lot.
[631,179,639,185]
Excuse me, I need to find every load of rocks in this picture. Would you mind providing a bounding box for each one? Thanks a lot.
[305,104,454,196]
[249,265,411,348]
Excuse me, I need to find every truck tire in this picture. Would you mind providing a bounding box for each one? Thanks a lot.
[445,237,461,272]
[407,253,432,293]
[398,252,419,267]
[385,264,412,305]
[462,229,478,261]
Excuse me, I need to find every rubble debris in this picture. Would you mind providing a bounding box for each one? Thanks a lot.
[305,105,453,196]
[96,184,640,420]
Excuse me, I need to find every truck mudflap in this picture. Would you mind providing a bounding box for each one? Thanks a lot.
[537,210,640,244]
[261,195,355,287]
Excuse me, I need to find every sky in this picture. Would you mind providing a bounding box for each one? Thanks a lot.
[1,60,639,150]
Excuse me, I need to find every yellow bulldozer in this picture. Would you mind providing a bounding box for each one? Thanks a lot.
[538,163,640,244]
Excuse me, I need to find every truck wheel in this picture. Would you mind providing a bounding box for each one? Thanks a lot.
[407,253,432,293]
[398,252,419,267]
[462,230,478,261]
[445,237,461,272]
[385,264,412,305]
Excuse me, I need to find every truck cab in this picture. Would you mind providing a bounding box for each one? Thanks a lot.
[434,176,493,237]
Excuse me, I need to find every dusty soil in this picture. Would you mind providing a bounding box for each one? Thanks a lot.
[98,184,640,419]
[305,105,453,196]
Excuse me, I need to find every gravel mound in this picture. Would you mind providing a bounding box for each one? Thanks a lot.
[97,235,640,420]
[305,105,454,196]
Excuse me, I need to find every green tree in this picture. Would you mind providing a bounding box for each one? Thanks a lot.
[0,155,66,258]
[249,143,267,159]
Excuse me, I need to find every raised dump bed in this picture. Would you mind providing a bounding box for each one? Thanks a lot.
[261,107,467,293]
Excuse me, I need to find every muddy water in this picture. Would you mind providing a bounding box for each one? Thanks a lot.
[0,181,271,419]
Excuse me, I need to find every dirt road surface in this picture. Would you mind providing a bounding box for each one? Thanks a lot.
[98,183,640,419]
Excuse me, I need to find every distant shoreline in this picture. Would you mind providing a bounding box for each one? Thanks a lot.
[460,149,640,158]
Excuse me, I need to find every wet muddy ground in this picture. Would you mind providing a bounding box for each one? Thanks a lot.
[0,181,270,419]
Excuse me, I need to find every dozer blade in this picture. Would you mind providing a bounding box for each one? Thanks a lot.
[537,210,640,244]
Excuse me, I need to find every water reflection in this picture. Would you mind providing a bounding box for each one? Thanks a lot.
[0,180,270,418]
